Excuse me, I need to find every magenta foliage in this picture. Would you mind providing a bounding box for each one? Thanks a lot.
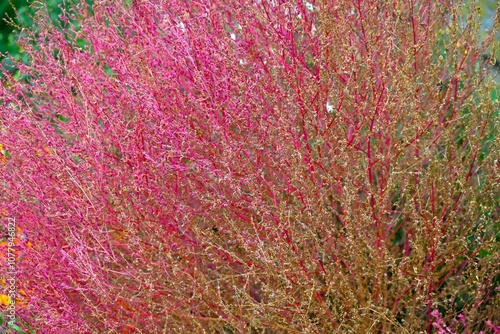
[0,0,499,332]
[432,310,500,334]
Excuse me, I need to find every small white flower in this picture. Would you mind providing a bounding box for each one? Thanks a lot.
[230,33,236,40]
[305,1,314,11]
[177,21,186,32]
[326,101,334,113]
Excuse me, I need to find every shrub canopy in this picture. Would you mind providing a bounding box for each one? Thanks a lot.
[0,0,499,332]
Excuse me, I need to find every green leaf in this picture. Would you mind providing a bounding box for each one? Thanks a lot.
[76,38,89,50]
[104,65,115,77]
[55,114,69,123]
[10,323,27,333]
[71,154,82,163]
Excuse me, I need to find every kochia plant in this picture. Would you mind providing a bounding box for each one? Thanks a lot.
[0,0,499,332]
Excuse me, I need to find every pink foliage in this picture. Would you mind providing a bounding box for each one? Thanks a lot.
[0,0,499,332]
[432,310,500,334]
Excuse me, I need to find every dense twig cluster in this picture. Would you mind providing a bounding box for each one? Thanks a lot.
[0,0,499,332]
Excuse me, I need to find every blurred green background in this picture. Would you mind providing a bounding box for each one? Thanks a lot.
[0,0,67,73]
[0,0,30,58]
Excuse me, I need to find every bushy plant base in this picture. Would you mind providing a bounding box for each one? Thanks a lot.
[0,0,499,332]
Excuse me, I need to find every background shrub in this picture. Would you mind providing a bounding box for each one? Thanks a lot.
[0,0,499,332]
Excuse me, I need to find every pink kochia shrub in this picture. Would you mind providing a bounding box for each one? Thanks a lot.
[0,0,499,332]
